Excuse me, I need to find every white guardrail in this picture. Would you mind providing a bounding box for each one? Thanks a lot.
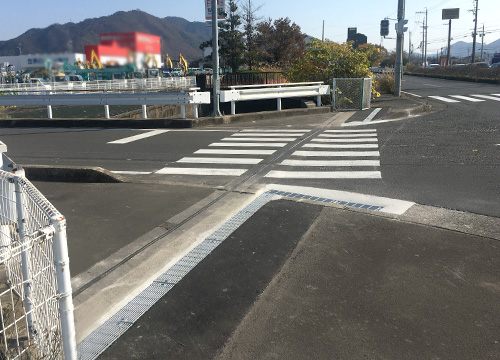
[220,82,330,115]
[0,89,210,119]
[0,77,197,93]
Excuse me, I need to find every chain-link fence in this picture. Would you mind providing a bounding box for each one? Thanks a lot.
[332,78,372,111]
[0,153,76,359]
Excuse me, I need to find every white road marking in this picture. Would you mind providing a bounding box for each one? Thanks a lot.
[196,149,276,155]
[177,157,262,165]
[449,95,485,102]
[424,84,442,87]
[111,171,152,175]
[265,171,382,179]
[303,144,379,149]
[318,133,377,138]
[312,138,378,143]
[209,142,287,147]
[155,168,247,176]
[231,133,305,137]
[324,129,376,133]
[281,160,380,167]
[428,96,460,103]
[265,184,415,215]
[222,137,296,142]
[240,129,309,132]
[293,151,380,157]
[401,91,423,98]
[363,108,382,123]
[108,130,170,144]
[492,94,500,97]
[471,94,500,101]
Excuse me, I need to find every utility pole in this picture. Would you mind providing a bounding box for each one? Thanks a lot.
[424,8,428,68]
[394,0,406,97]
[322,20,325,42]
[471,0,478,63]
[409,31,412,63]
[211,0,222,117]
[446,19,452,66]
[417,9,428,67]
[480,24,485,61]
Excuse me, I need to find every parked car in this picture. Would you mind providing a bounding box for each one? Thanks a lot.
[470,62,490,68]
[490,63,500,69]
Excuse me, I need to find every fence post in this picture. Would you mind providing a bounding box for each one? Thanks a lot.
[47,105,53,119]
[332,79,336,110]
[50,214,77,360]
[359,79,364,110]
[317,93,322,107]
[181,105,186,119]
[277,85,282,111]
[14,178,34,333]
[104,105,110,119]
[142,105,147,119]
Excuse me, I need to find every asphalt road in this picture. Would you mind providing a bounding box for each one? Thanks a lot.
[1,77,499,217]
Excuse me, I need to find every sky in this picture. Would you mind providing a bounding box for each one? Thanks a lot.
[1,0,499,54]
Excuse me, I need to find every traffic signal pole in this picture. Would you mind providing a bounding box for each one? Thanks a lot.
[211,0,222,117]
[394,0,406,97]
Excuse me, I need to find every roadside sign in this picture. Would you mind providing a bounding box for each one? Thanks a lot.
[206,0,226,20]
[442,8,460,20]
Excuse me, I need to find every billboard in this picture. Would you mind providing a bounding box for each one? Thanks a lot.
[442,8,460,20]
[205,0,226,20]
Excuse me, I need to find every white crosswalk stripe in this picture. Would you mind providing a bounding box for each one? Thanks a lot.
[221,137,297,142]
[264,129,382,180]
[428,94,500,103]
[429,96,460,103]
[471,94,500,101]
[449,95,485,102]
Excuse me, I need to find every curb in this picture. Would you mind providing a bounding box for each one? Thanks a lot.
[386,102,432,119]
[0,106,332,129]
[22,165,125,183]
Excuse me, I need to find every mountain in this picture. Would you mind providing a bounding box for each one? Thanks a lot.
[450,39,500,57]
[0,10,211,61]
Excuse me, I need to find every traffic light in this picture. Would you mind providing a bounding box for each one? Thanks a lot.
[380,20,390,37]
[397,19,408,34]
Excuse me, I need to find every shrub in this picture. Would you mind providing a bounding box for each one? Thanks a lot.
[374,72,394,94]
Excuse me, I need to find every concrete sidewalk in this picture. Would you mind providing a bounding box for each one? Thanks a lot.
[97,199,500,360]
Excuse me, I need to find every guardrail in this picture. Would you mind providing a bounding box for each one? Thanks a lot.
[0,88,210,119]
[0,77,196,93]
[220,82,330,115]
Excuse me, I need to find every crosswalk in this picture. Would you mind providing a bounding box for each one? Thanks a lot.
[154,129,306,177]
[140,128,383,181]
[428,94,500,103]
[264,129,381,179]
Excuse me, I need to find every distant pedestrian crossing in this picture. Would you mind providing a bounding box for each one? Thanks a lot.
[428,94,500,103]
[144,128,383,181]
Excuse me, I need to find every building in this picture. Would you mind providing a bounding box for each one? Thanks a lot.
[0,53,86,71]
[347,28,367,49]
[84,32,162,70]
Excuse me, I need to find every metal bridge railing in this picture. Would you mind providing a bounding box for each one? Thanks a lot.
[0,147,76,360]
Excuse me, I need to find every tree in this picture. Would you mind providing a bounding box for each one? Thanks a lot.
[357,43,387,67]
[286,38,371,83]
[255,17,306,68]
[219,0,245,73]
[241,0,263,70]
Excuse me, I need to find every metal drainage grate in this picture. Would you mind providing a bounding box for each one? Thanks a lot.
[267,189,383,211]
[77,191,277,360]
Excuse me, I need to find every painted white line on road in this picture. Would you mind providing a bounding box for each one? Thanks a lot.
[401,91,423,98]
[209,142,287,147]
[324,129,376,133]
[265,171,382,179]
[449,95,485,102]
[312,138,378,143]
[281,159,380,167]
[108,130,170,144]
[177,157,262,165]
[293,150,380,157]
[196,149,276,155]
[471,94,500,102]
[265,184,415,215]
[222,137,296,142]
[231,133,305,137]
[342,118,408,127]
[428,96,460,103]
[303,143,378,149]
[424,84,442,87]
[492,94,500,97]
[319,133,377,138]
[240,129,309,132]
[363,108,382,123]
[111,171,152,175]
[155,168,247,176]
